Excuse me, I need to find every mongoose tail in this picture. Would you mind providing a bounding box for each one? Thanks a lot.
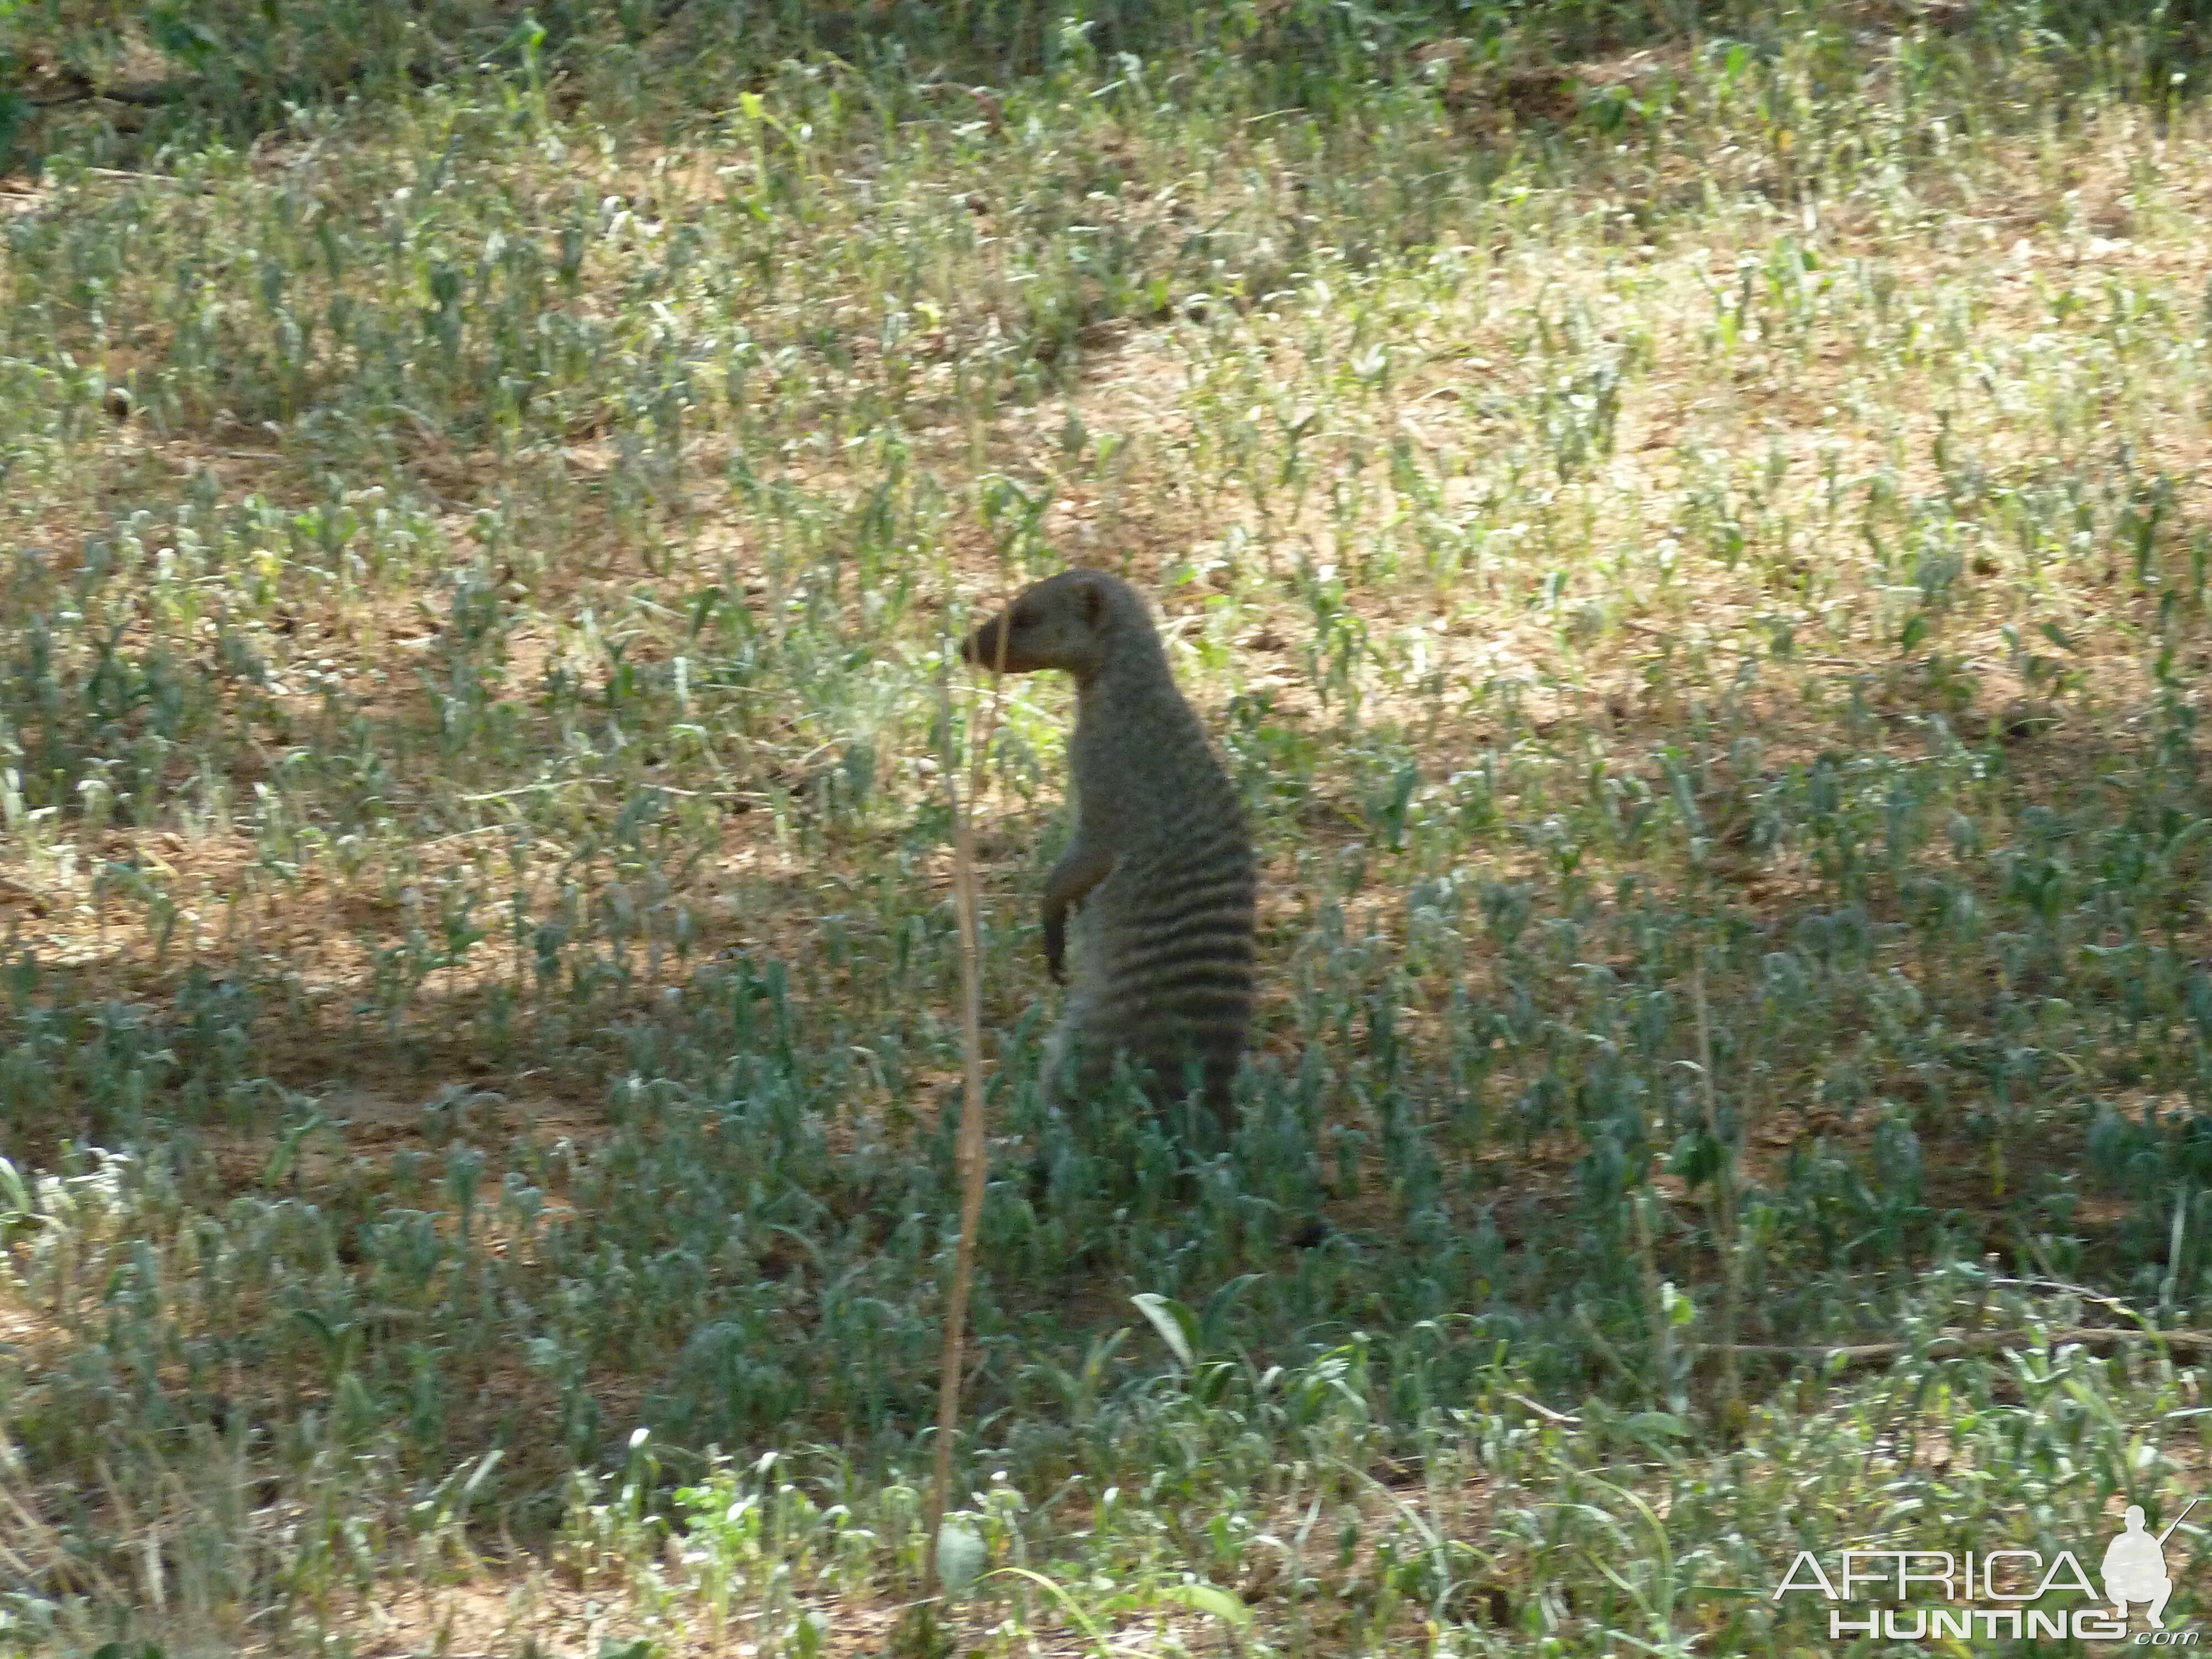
[961,570,1256,1136]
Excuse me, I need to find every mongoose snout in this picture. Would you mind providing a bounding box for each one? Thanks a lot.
[961,572,1110,679]
[962,569,1256,1138]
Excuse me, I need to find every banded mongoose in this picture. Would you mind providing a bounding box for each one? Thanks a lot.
[962,569,1257,1138]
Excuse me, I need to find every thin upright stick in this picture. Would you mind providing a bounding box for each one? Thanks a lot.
[921,756,989,1592]
[1692,949,1742,1423]
[921,597,1006,1599]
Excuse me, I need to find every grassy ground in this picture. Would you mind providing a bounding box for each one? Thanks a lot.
[8,1,2212,1652]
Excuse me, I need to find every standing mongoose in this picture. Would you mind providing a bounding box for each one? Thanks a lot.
[962,569,1257,1140]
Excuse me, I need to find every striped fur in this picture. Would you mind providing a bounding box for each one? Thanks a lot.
[962,570,1256,1137]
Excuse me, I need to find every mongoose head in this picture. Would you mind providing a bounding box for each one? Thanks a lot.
[961,568,1145,680]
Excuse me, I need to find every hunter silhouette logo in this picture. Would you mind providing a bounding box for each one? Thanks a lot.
[2104,1501,2196,1631]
